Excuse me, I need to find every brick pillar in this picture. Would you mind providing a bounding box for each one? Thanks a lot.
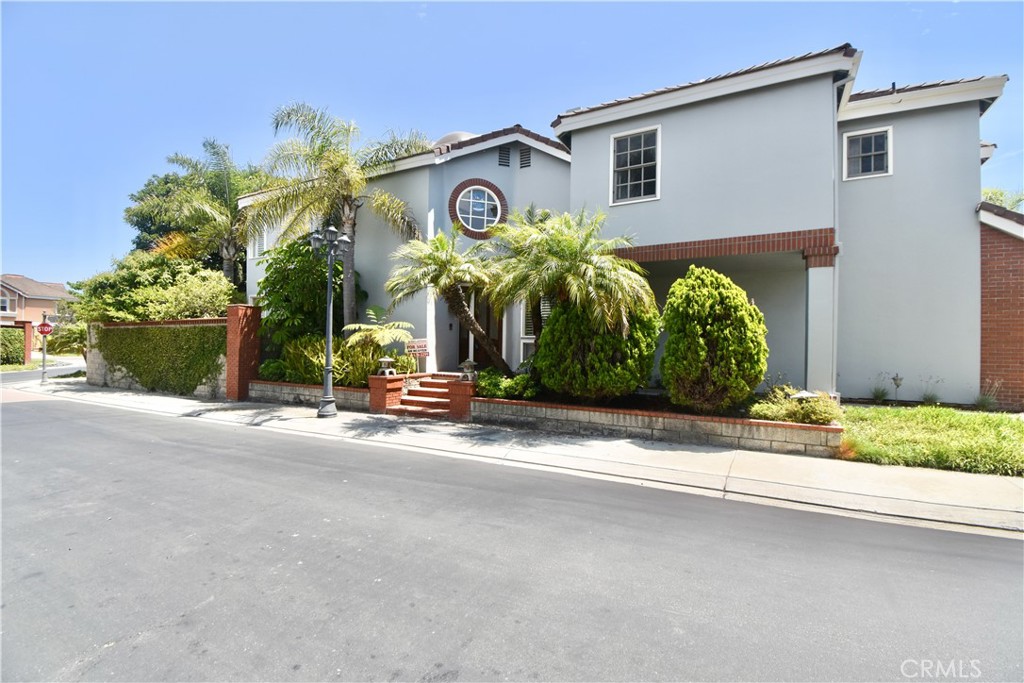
[226,304,261,401]
[368,375,404,414]
[448,380,476,421]
[15,320,33,363]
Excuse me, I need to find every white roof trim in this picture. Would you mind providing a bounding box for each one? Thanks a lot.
[839,76,1007,122]
[552,51,858,135]
[980,209,1024,241]
[392,133,571,172]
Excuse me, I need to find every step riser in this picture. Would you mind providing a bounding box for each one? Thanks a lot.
[402,398,450,409]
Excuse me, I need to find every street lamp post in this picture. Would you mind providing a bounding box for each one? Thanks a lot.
[309,225,351,418]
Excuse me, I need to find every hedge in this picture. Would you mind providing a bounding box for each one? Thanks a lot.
[1,328,25,365]
[95,325,226,395]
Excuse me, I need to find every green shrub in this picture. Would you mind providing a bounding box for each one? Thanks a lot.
[280,335,346,385]
[256,239,367,346]
[258,359,288,382]
[70,251,234,322]
[476,367,540,400]
[660,266,768,414]
[277,335,417,387]
[96,325,225,395]
[46,322,87,356]
[749,385,842,425]
[533,302,659,401]
[1,328,25,364]
[392,355,418,374]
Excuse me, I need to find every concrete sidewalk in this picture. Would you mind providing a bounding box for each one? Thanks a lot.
[5,378,1022,537]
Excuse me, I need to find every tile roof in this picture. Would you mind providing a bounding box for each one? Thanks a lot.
[849,76,992,102]
[551,43,858,127]
[978,201,1024,226]
[1,274,73,299]
[429,124,569,156]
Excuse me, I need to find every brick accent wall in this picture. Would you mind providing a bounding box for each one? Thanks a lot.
[980,226,1024,410]
[226,305,261,401]
[615,228,838,269]
[368,375,405,413]
[447,380,476,421]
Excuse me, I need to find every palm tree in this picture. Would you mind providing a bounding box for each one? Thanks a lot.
[385,229,513,376]
[145,139,267,285]
[486,209,656,347]
[245,103,432,331]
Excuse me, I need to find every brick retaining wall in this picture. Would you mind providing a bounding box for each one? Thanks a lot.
[470,398,842,457]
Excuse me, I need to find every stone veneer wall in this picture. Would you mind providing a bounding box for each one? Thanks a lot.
[248,380,370,411]
[470,398,842,457]
[86,321,228,399]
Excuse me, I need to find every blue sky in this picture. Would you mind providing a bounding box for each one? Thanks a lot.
[3,1,1022,285]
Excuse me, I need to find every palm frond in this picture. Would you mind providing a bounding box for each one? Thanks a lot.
[369,189,420,240]
[361,130,432,176]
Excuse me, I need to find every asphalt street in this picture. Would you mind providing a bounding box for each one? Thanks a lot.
[0,356,86,384]
[2,396,1022,682]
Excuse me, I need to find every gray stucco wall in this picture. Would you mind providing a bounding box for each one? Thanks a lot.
[836,102,982,403]
[567,76,837,242]
[644,255,807,388]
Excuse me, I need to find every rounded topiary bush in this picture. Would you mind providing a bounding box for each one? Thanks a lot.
[534,302,660,401]
[661,265,768,414]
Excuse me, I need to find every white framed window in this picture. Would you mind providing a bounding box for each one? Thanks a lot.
[456,186,502,232]
[610,125,660,205]
[519,298,553,361]
[843,126,893,180]
[0,295,10,314]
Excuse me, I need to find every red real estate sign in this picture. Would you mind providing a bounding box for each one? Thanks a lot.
[37,322,53,336]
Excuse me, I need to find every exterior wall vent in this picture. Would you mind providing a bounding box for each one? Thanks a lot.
[520,146,532,168]
[498,146,511,167]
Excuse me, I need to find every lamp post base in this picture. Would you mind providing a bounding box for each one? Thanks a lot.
[317,397,338,418]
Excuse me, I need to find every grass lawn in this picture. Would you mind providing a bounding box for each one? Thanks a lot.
[842,405,1024,477]
[0,360,42,372]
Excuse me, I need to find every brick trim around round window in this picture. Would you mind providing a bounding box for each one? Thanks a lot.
[448,178,508,240]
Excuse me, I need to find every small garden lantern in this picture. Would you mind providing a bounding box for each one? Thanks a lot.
[377,357,397,376]
[309,224,351,418]
[458,358,477,382]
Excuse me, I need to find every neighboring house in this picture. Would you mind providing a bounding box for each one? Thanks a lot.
[247,44,1021,408]
[0,274,75,326]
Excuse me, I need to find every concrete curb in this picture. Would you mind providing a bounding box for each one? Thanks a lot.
[6,379,1023,536]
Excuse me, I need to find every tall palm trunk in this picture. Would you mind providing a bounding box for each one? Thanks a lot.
[443,288,513,376]
[220,240,237,285]
[340,200,359,337]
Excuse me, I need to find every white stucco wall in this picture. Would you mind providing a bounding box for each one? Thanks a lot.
[836,102,983,403]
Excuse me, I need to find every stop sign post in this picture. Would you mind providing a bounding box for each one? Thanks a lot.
[38,314,52,384]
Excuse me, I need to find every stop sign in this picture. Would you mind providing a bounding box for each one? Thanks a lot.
[37,322,53,336]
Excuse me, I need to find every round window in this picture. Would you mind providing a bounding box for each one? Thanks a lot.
[456,186,501,232]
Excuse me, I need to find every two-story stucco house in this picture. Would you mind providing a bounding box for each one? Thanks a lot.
[1,274,75,326]
[247,44,1021,408]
